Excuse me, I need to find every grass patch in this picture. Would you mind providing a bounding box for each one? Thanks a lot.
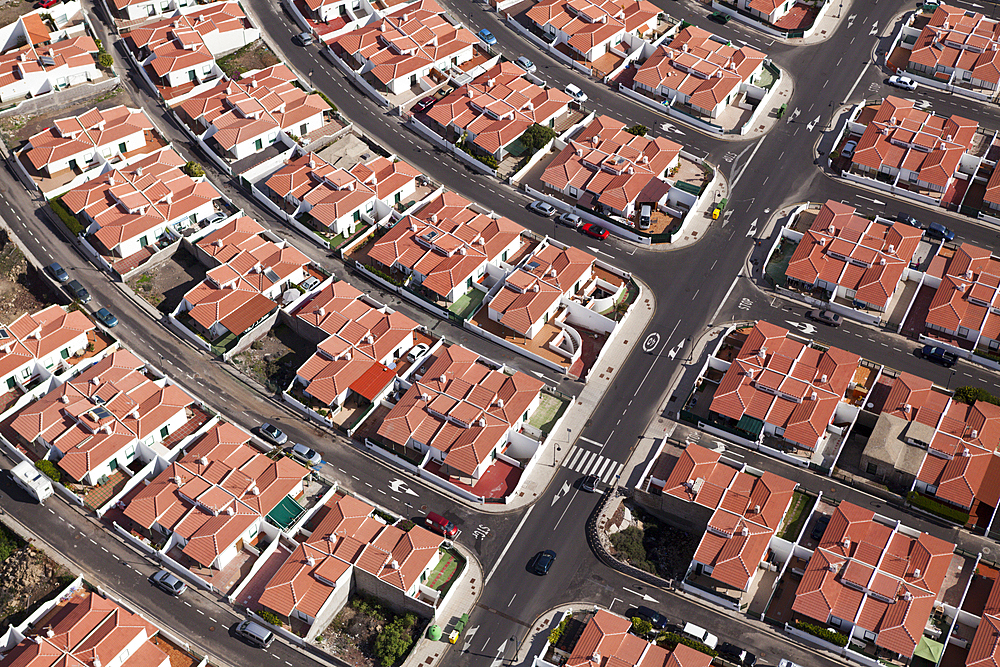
[907,491,970,525]
[49,197,84,235]
[528,393,570,435]
[447,288,485,320]
[777,490,814,540]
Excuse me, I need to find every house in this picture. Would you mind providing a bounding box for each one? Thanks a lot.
[21,105,155,179]
[258,493,442,638]
[658,444,797,598]
[907,4,1000,93]
[632,26,765,119]
[125,2,260,99]
[784,200,923,312]
[178,216,310,344]
[262,151,419,236]
[367,191,523,304]
[967,574,1000,667]
[61,146,222,259]
[425,61,572,160]
[109,0,196,26]
[925,243,1000,351]
[533,608,712,667]
[0,305,95,393]
[0,35,99,105]
[377,343,543,483]
[849,96,978,196]
[329,0,479,96]
[123,421,308,570]
[8,349,194,486]
[734,0,797,27]
[708,321,861,452]
[542,115,681,218]
[525,0,658,66]
[176,65,331,163]
[487,242,594,339]
[291,280,418,412]
[792,501,955,660]
[0,592,170,667]
[301,0,372,26]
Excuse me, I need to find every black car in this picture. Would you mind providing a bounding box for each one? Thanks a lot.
[924,222,955,241]
[531,550,556,575]
[630,606,668,629]
[895,212,920,228]
[708,11,730,23]
[918,345,958,368]
[67,279,90,304]
[811,514,831,541]
[581,474,599,493]
[717,642,756,667]
[807,309,841,327]
[46,262,69,283]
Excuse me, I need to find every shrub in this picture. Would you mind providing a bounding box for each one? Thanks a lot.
[548,616,573,645]
[609,526,655,574]
[373,613,417,667]
[907,491,970,525]
[630,617,652,635]
[0,522,25,562]
[657,632,717,657]
[317,91,338,112]
[625,124,648,136]
[954,386,1000,407]
[257,610,283,626]
[183,161,205,178]
[793,620,848,647]
[98,52,114,70]
[520,124,557,154]
[366,265,403,287]
[36,460,60,484]
[49,197,84,235]
[398,519,415,532]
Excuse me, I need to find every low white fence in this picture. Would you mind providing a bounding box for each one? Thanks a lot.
[322,46,391,107]
[168,313,211,351]
[407,117,497,177]
[841,171,943,207]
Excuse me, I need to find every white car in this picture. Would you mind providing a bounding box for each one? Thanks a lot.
[564,84,588,103]
[515,56,536,73]
[682,622,718,650]
[407,343,429,362]
[888,75,917,91]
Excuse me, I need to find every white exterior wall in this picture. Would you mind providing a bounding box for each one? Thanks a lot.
[199,25,260,56]
[80,441,138,486]
[42,126,146,177]
[161,61,218,88]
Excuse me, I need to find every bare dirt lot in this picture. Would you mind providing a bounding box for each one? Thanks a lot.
[231,324,313,393]
[318,596,422,667]
[0,84,136,149]
[128,246,205,315]
[217,40,280,78]
[0,522,74,628]
[0,230,58,323]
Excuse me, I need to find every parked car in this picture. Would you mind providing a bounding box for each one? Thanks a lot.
[895,212,920,228]
[46,262,69,283]
[708,11,730,24]
[514,56,535,73]
[478,28,497,45]
[425,511,459,538]
[300,276,321,291]
[841,139,857,159]
[924,221,955,241]
[580,474,599,493]
[287,442,322,467]
[531,549,556,575]
[258,422,287,446]
[528,200,555,217]
[556,212,582,228]
[235,620,274,649]
[292,31,314,46]
[682,622,718,650]
[811,514,831,541]
[564,84,588,103]
[94,307,118,328]
[630,606,668,630]
[67,279,91,304]
[582,223,609,240]
[412,96,437,114]
[918,345,958,368]
[407,342,429,362]
[717,642,756,667]
[807,309,842,327]
[38,0,59,7]
[202,212,227,226]
[149,569,187,596]
[887,75,917,91]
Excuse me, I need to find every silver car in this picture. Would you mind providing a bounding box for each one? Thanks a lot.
[288,443,322,466]
[150,569,187,596]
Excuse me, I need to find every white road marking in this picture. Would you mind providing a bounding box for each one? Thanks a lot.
[484,505,534,586]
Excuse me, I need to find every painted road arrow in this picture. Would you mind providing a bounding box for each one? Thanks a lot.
[785,320,818,336]
[623,587,660,604]
[388,479,418,497]
[551,480,572,506]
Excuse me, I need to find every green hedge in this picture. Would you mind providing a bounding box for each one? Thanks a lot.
[793,620,848,647]
[257,610,283,626]
[954,386,1000,407]
[36,460,61,484]
[630,617,652,635]
[49,197,84,235]
[548,616,572,645]
[365,265,403,287]
[907,491,970,525]
[657,632,717,657]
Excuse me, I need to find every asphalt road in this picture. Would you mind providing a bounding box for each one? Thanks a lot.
[6,0,1000,664]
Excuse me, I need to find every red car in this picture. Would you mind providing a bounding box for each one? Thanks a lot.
[38,0,59,7]
[582,223,609,240]
[411,96,436,114]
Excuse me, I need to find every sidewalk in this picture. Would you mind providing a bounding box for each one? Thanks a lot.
[403,540,484,667]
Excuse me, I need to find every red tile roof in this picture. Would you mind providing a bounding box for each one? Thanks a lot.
[926,243,1000,340]
[526,0,658,62]
[566,610,711,667]
[25,105,154,172]
[909,5,1000,87]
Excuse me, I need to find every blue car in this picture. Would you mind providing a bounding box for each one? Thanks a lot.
[478,28,496,45]
[95,307,118,328]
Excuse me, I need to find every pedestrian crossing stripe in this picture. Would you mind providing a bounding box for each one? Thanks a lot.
[562,446,624,484]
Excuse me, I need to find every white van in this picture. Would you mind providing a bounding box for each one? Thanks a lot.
[10,461,53,503]
[639,205,652,231]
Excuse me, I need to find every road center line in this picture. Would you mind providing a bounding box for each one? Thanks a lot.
[484,505,534,586]
[730,137,765,189]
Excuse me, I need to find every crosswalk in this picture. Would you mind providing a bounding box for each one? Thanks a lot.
[563,446,624,484]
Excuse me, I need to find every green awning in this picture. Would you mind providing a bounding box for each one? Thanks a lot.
[267,495,304,529]
[504,138,530,157]
[736,415,764,437]
[913,636,943,663]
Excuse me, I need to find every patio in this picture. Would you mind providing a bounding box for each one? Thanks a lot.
[79,469,129,512]
[468,308,573,370]
[424,457,522,500]
[165,545,258,595]
[236,545,292,612]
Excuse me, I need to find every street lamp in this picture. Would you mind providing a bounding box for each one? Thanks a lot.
[947,368,956,389]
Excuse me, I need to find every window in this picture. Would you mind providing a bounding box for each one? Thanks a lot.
[502,250,508,262]
[959,326,970,336]
[160,0,169,9]
[125,445,135,460]
[395,192,401,204]
[5,378,13,390]
[249,524,258,538]
[139,235,149,247]
[60,349,69,360]
[866,462,877,475]
[160,425,169,438]
[467,277,473,289]
[254,139,263,151]
[188,69,196,82]
[109,458,118,471]
[20,368,30,379]
[118,142,127,153]
[300,123,308,136]
[202,65,212,75]
[353,210,361,222]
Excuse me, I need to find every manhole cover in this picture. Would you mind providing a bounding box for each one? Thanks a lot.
[984,547,992,555]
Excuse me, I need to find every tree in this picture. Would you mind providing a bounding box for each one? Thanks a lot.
[520,124,557,154]
[98,52,114,70]
[373,614,417,667]
[631,617,653,636]
[183,161,205,178]
[36,460,60,484]
[625,124,648,136]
